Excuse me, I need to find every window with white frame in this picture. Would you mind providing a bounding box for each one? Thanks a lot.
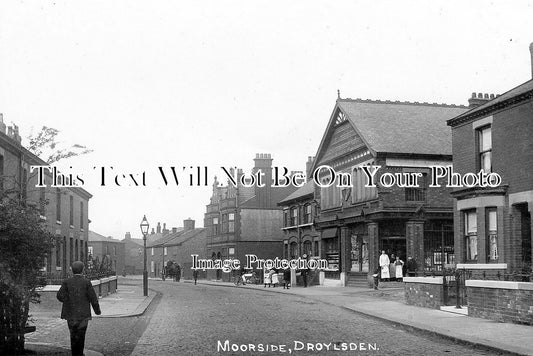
[478,126,492,173]
[290,207,298,226]
[487,208,498,261]
[464,210,478,261]
[164,247,168,256]
[151,260,154,273]
[228,213,235,233]
[304,204,312,224]
[151,247,154,256]
[213,217,219,234]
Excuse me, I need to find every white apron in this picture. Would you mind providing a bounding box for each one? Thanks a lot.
[381,265,390,279]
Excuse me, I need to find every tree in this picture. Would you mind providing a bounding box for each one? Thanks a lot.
[27,126,93,164]
[0,197,55,354]
[0,125,91,353]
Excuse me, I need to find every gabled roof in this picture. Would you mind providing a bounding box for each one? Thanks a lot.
[278,180,314,205]
[149,228,206,248]
[88,231,123,243]
[447,79,533,126]
[335,99,468,156]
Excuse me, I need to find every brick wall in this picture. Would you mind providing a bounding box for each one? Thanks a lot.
[467,284,533,325]
[404,280,443,309]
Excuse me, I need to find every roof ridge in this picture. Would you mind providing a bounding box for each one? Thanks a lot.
[337,97,467,109]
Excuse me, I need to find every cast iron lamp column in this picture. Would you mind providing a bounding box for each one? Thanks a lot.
[140,215,150,297]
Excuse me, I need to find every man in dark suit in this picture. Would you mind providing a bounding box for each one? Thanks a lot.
[57,261,101,356]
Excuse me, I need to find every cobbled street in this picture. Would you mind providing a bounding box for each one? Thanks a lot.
[26,278,506,356]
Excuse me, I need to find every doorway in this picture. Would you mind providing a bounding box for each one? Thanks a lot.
[350,234,368,272]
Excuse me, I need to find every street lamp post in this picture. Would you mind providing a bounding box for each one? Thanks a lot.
[161,244,165,281]
[140,215,150,297]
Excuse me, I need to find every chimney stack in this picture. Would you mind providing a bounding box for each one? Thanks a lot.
[468,92,496,109]
[253,153,273,208]
[172,227,177,233]
[183,218,195,231]
[0,113,5,135]
[156,222,161,234]
[125,232,131,240]
[530,42,533,79]
[306,156,315,181]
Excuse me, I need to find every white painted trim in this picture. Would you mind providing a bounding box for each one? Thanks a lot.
[471,115,493,129]
[91,279,101,286]
[323,278,343,287]
[457,196,505,210]
[456,263,507,270]
[403,277,443,284]
[385,158,452,168]
[508,190,533,208]
[37,285,61,292]
[466,280,533,291]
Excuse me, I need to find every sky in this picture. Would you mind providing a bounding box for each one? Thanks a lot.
[1,0,532,240]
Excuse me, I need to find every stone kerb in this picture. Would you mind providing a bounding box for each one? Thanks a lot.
[466,279,533,325]
[404,276,443,310]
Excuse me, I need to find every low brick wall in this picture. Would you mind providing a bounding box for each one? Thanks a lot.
[404,277,443,310]
[34,276,118,312]
[466,280,533,325]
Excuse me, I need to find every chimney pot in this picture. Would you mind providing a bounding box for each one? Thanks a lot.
[471,92,476,98]
[529,42,533,79]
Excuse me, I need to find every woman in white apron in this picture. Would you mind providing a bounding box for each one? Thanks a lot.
[264,268,272,287]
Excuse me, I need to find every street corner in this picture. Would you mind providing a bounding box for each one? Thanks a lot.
[94,285,157,318]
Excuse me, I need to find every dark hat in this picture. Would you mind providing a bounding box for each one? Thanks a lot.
[72,261,85,274]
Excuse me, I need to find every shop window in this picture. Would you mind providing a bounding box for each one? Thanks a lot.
[464,210,478,261]
[478,126,492,172]
[487,208,498,261]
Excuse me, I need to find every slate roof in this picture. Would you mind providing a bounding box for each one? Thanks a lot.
[240,186,298,208]
[447,79,533,125]
[336,99,468,156]
[148,228,206,248]
[278,180,314,205]
[88,231,123,243]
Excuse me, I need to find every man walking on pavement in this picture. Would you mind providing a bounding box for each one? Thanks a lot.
[57,261,101,356]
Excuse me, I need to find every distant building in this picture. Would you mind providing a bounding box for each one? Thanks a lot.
[204,154,298,281]
[0,115,92,279]
[447,79,533,273]
[148,219,207,280]
[122,232,144,275]
[278,157,320,260]
[88,231,125,273]
[310,97,468,286]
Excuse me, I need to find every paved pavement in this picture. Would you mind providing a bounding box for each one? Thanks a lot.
[27,277,532,355]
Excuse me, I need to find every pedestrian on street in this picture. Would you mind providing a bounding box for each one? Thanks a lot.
[263,267,272,287]
[283,267,291,289]
[176,264,181,282]
[56,261,101,356]
[270,268,279,288]
[379,250,390,281]
[394,256,404,282]
[193,268,199,285]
